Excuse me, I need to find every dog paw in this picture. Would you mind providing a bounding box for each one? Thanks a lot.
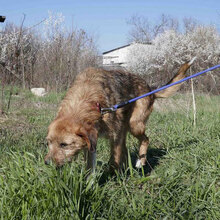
[135,159,143,168]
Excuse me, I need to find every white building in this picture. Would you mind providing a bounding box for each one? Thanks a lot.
[102,43,151,68]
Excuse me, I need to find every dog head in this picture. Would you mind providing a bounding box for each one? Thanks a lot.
[44,116,97,167]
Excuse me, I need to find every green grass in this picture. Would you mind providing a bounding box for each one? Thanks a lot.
[0,88,219,219]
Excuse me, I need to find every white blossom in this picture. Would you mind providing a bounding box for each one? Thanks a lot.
[127,26,220,76]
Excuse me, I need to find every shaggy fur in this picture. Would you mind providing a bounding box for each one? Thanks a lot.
[45,60,193,171]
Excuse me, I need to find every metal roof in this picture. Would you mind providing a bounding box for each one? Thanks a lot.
[102,42,152,55]
[102,44,131,55]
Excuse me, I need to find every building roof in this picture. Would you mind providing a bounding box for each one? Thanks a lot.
[102,44,131,55]
[102,42,152,55]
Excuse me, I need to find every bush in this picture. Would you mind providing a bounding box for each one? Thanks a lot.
[0,12,99,92]
[127,26,220,94]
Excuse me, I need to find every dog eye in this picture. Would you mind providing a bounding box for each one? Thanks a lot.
[60,143,68,148]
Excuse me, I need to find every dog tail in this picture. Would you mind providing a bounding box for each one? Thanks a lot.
[155,57,196,98]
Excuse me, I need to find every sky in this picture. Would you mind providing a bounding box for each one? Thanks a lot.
[1,0,220,53]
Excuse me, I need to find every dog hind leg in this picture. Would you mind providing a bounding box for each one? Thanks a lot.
[130,122,149,168]
[129,98,153,168]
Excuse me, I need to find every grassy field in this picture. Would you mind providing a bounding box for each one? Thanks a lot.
[0,87,219,219]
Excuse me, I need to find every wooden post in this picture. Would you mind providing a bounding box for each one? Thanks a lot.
[190,67,196,127]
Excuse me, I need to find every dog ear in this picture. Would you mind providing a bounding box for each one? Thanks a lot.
[77,126,97,153]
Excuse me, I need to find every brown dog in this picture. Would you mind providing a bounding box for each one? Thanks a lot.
[45,59,194,171]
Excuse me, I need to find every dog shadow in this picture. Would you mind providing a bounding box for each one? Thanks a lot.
[130,147,167,175]
[98,147,167,184]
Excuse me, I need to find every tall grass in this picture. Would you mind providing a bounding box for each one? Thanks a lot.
[0,89,219,219]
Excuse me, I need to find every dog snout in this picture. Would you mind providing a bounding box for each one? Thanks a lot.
[44,154,51,165]
[44,158,50,165]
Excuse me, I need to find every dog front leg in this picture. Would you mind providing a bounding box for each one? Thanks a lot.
[109,131,128,172]
[85,150,96,173]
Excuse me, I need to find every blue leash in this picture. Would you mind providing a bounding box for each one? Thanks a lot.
[101,64,220,114]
